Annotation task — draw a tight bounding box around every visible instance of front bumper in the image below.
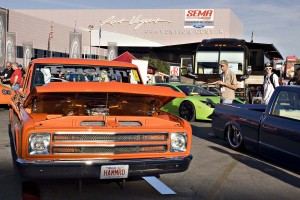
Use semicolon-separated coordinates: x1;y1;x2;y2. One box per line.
16;155;193;179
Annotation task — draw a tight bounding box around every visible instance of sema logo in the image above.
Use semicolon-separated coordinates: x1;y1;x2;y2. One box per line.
184;9;214;29
185;9;214;19
193;23;205;28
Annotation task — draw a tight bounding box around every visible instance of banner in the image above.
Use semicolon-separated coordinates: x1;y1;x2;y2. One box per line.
6;32;16;63
0;8;7;69
169;63;181;82
184;9;214;29
69;32;82;58
23;42;33;69
132;60;148;84
107;42;118;61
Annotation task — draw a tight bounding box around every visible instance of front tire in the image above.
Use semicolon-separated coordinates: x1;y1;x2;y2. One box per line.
226;124;243;150
179;101;196;122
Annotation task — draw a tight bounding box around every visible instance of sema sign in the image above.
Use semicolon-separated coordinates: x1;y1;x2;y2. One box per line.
184;9;214;29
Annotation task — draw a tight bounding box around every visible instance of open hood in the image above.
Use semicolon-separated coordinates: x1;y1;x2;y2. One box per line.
23;82;185;116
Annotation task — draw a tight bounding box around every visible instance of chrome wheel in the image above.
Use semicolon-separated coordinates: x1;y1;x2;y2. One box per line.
226;124;243;150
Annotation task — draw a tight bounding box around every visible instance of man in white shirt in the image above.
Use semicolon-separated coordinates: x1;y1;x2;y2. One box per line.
263;62;279;104
41;67;52;83
217;60;237;104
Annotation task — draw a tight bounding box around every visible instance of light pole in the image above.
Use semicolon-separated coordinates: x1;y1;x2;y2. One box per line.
88;25;94;59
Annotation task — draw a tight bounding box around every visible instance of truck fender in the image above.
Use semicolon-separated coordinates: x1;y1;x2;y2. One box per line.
9;108;13;124
14;123;21;157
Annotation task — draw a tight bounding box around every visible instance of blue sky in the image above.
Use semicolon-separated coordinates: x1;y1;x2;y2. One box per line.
1;0;299;59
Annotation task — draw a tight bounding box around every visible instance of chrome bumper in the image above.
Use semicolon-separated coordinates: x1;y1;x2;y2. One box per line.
16;155;193;179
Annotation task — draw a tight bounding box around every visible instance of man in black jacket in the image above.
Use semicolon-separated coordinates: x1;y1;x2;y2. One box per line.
0;61;13;87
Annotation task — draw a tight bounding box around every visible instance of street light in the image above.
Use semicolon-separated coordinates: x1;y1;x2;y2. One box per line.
88;25;94;59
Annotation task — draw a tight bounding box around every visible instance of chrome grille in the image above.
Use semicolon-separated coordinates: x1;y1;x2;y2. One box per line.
53;132;168;142
52;145;167;154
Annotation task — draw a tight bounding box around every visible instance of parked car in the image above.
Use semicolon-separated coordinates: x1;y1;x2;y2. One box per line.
0;58;193;180
153;83;243;121
0;84;12;105
212;86;300;168
198;84;221;96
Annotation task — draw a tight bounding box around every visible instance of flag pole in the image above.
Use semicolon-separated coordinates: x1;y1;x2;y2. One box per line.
98;27;101;59
50;21;53;58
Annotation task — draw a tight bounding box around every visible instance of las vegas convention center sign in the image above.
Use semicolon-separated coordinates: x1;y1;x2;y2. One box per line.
99;9;223;35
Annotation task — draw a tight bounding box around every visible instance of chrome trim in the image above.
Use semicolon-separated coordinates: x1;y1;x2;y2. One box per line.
52;144;168;154
54;132;168;135
52;132;169;142
16;156;191;164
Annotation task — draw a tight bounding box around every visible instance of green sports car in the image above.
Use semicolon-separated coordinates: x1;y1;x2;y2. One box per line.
153;83;244;121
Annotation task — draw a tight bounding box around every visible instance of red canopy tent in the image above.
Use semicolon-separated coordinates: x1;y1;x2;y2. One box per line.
113;51;157;74
113;51;137;63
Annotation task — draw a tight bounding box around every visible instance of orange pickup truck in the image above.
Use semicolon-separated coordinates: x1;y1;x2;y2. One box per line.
0;58;192;180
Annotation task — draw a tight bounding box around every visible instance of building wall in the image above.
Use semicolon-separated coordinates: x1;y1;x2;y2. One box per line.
9;9;243;62
229;10;244;39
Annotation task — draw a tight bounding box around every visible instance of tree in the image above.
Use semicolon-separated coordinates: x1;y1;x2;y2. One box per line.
140;56;170;74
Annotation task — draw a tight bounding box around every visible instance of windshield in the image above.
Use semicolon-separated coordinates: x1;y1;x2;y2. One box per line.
32;64;142;88
28;92;162;116
177;85;216;96
195;47;244;75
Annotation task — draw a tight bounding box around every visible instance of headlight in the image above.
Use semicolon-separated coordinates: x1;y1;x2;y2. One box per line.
170;132;187;152
28;133;50;155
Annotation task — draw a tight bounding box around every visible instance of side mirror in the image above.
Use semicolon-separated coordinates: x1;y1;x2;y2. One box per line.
246;65;252;75
240;75;249;80
246;66;252;75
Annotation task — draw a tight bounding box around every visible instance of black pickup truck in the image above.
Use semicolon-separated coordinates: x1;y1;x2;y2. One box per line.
212;86;300;168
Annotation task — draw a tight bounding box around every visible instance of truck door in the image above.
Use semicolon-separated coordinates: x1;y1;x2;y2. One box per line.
259;89;300;165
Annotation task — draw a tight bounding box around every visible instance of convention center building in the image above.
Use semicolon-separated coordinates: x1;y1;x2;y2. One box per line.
0;8;243;69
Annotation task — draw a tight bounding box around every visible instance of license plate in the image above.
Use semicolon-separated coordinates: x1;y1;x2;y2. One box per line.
100;165;129;179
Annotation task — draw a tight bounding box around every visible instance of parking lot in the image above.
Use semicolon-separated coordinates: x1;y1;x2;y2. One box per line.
0;108;299;200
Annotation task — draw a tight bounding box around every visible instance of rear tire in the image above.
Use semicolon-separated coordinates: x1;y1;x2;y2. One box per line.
226;124;244;150
179;101;196;122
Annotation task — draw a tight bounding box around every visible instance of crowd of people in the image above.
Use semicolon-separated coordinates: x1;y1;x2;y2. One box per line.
0;61;26;91
217;60;299;105
1;59;300;102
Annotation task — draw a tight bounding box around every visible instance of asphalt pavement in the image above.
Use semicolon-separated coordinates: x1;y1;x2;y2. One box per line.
0;109;299;200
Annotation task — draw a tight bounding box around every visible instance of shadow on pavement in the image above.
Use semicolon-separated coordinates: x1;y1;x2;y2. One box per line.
209;146;300;188
191;122;227;146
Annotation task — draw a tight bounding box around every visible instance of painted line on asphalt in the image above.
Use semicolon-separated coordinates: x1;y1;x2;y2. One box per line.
204;159;238;200
143;176;176;195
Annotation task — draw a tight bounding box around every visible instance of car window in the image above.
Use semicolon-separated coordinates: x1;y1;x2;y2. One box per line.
177;85;216;96
271;90;300;121
32;64;142;89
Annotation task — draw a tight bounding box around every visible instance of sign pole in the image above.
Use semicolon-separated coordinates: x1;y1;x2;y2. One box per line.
98;27;101;59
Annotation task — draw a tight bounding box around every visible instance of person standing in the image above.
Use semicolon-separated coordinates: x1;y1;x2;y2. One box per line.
41;67;52;83
10;62;23;91
263;62;279;104
0;61;13;88
217;60;237;104
288;67;300;85
18;64;26;77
